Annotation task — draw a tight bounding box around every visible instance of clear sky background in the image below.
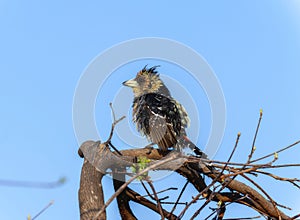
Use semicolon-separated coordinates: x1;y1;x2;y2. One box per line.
1;1;300;219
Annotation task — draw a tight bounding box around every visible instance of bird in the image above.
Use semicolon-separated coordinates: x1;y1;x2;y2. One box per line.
122;65;207;158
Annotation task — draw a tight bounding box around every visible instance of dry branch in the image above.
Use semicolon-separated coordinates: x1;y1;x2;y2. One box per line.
78;139;300;219
78;141;107;220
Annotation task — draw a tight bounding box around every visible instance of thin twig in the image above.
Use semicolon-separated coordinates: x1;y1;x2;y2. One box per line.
222;216;261;220
109;142;122;156
255;170;300;189
221;132;241;174
250;139;300;163
147;180;165;219
105;103;126;144
140;184;177;199
169;180;189;216
291;213;300;219
260;163;300;169
104;103;125;157
140;180;156;201
274;202;292;211
248;109;263;163
195;159;267;168
31;200;54;220
221;166;259;178
213;163;300;173
160;201;187;205
190;198;211;220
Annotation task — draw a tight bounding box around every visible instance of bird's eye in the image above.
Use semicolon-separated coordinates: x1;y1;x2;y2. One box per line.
137;77;145;84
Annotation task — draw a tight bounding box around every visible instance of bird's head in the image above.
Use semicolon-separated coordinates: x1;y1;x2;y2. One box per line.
123;65;170;97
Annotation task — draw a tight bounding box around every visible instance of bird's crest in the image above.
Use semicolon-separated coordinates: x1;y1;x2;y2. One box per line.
139;65;160;76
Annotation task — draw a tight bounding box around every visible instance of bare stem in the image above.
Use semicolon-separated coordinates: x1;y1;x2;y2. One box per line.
147;180;165;219
250;139;300;163
169;180;189;216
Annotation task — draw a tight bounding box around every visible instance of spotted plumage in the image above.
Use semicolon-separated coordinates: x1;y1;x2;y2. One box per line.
123;65;206;157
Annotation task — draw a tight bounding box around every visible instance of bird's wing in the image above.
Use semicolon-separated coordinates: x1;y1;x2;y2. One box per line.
146;110;177;151
133;93;183;150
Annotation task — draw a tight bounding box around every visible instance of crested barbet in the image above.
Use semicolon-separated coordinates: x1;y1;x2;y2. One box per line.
123;65;207;158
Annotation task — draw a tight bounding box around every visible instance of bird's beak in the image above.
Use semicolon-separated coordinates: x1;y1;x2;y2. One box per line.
122;79;138;88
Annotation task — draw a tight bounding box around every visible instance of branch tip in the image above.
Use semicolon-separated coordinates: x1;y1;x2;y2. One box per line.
260;108;263;116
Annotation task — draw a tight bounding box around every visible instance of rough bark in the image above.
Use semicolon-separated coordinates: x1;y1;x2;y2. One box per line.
78;159;106;220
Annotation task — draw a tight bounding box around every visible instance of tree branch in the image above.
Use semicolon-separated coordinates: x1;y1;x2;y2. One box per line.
78;138;299;219
79;149;106;220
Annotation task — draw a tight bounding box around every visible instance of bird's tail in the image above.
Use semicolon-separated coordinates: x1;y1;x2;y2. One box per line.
176;136;208;158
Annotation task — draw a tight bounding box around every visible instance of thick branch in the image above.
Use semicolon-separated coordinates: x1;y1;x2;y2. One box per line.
113;170;137;220
79;159;106;220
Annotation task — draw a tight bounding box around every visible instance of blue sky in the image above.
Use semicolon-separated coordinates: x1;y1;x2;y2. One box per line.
1;1;300;219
